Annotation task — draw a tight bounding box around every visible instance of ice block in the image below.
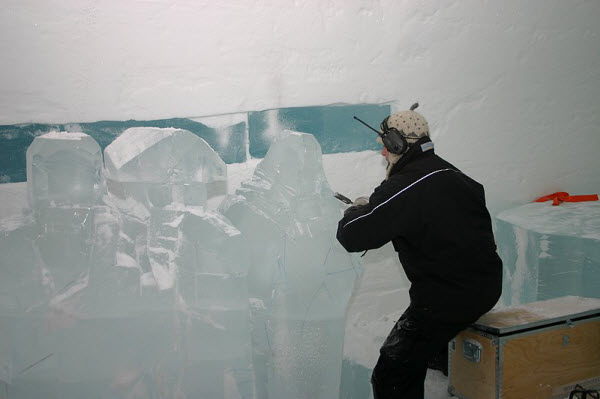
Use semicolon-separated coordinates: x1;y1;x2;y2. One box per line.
496;201;600;305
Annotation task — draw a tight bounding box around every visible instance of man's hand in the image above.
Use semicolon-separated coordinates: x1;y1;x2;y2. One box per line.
352;196;369;206
344;196;370;216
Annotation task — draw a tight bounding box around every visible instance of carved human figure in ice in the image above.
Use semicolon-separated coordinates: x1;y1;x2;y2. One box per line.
0;128;254;398
0;132;104;395
101;127;252;398
221;131;362;399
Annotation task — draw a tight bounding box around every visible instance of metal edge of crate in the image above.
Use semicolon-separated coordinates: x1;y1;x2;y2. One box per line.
492;314;600;341
472;308;600;336
497;335;504;399
448;338;459;398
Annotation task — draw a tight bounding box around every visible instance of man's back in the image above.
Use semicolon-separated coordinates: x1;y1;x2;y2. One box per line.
385;149;502;322
337;140;502;321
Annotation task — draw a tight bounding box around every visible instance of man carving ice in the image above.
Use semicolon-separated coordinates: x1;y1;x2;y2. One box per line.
336;103;503;398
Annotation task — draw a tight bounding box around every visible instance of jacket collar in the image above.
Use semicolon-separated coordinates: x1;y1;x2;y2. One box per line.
388;136;435;177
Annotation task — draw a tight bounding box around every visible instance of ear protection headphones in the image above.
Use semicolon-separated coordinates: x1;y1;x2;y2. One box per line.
353;102;420;156
379;116;409;155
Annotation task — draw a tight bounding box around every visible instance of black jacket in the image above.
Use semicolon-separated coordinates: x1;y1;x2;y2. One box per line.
337;137;502;322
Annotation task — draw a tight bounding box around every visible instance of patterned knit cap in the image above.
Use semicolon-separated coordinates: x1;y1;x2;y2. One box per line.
386;103;429;144
378;103;430;178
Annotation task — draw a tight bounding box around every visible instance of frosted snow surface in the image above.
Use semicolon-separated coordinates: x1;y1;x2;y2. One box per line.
220;131;363;399
496;201;600;306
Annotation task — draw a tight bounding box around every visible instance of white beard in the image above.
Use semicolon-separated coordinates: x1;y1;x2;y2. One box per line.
385;152;403;179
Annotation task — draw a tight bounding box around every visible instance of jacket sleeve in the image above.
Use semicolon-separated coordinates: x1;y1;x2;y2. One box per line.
336;175;417;253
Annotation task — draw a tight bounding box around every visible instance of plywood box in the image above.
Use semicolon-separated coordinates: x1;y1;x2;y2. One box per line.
448;296;600;399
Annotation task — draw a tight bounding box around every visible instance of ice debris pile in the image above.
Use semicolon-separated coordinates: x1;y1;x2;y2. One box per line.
496;201;600;306
0;128;362;398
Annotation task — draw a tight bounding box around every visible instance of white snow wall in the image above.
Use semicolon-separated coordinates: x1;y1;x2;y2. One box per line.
1;0;599;213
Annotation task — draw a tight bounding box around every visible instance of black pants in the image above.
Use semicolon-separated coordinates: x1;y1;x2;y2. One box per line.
371;307;469;399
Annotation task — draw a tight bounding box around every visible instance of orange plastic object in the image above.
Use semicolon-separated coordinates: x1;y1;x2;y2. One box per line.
535;192;599;206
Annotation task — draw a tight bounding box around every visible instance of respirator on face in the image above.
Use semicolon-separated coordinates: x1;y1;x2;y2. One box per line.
353;103;419;156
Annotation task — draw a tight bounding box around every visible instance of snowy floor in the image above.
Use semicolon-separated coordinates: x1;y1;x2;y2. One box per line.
0;151;453;398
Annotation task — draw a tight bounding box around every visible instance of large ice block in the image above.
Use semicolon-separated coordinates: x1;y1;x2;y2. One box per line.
496;201;600;306
220;130;362;399
26;131;103;210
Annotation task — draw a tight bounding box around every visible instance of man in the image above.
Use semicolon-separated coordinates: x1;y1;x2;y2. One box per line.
337;104;502;398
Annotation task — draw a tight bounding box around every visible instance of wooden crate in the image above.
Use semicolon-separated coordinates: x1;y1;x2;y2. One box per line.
448;296;600;399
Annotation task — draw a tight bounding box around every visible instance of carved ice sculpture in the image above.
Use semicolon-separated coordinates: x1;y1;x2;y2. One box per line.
220;131;362;399
1;128;362;399
1;129;253;398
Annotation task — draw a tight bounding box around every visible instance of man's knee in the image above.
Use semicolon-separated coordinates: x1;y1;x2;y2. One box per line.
371;369;385;399
371;354;425;398
371;355;397;398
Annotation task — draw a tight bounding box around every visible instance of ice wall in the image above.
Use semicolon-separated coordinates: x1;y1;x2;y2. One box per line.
2;1;599;215
0;103;390;185
496;201;600;305
248;104;390;158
